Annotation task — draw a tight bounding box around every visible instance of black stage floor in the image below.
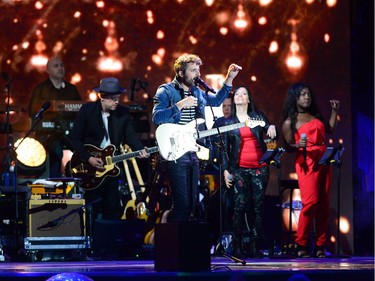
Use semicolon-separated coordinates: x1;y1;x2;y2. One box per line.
0;256;372;281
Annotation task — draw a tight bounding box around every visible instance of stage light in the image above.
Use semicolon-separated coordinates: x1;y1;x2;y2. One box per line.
232;3;251;32
46;273;93;281
15;137;46;168
282;188;302;233
339;216;350;234
269;41;279;53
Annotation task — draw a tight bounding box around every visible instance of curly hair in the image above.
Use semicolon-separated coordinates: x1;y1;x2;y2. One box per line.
282;83;325;134
173;54;202;76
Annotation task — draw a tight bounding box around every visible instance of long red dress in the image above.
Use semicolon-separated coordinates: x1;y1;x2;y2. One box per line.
294;118;332;247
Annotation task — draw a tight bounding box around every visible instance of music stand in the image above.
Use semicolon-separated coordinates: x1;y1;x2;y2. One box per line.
259;147;286;257
319;145;348;257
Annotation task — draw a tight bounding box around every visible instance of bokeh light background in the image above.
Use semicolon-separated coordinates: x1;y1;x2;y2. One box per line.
0;0;353;253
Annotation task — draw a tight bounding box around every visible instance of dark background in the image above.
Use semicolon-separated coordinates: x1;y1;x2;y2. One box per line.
0;0;372;255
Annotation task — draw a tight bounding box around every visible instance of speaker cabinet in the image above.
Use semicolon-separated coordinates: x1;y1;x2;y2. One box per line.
92;219;146;259
28;199;86;237
154;222;211;272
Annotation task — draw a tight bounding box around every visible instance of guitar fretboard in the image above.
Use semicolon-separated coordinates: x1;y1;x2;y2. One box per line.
197;122;246;139
112;146;159;164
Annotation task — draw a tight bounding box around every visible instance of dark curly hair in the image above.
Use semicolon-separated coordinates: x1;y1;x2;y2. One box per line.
282;83;325;134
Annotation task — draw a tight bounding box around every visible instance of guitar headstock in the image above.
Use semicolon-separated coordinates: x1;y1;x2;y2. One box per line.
245;118;266;128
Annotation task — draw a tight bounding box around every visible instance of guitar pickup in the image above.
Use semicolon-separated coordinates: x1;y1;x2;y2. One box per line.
71;164;88;174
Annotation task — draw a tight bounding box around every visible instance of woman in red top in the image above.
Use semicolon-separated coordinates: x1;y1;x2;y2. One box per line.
222;86;277;258
281;83;340;257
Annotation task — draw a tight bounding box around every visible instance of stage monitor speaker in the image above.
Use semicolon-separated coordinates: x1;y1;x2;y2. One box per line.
92;219;146;259
28;199;86;237
154;222;211;272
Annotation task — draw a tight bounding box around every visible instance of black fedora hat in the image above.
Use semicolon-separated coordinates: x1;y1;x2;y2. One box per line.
93;77;127;95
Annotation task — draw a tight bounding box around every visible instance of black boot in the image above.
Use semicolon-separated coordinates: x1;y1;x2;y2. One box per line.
294;243;311;258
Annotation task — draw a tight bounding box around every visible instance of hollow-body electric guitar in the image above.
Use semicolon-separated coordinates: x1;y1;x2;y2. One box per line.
155;118;265;161
70;144;158;190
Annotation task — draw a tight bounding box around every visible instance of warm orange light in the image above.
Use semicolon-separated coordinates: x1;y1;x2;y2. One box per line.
220;27;229;35
152;54;163;65
71;73;81;84
30;54;48;68
97;56;123;72
189;36;198;44
326;0;337;7
147;10;154;24
286;53;303;70
15;137;46;168
324;33;330;43
339;216;350;234
35;1;43;9
156;30;164;39
89;91;98;101
258;17;267;25
269;41;278;53
233;4;250;31
22;42;30;49
96;1;105;8
259;0;272;6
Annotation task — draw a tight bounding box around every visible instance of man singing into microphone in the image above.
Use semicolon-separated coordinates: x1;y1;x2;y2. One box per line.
152;53;242;223
29;56;81;178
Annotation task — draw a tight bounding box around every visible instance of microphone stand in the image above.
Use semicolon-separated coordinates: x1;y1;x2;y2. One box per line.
318;145;349;258
0;75;14;261
202;88;246;265
10;110;47;250
259;147;287;257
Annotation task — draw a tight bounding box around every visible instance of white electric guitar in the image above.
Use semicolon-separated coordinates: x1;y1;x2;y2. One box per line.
156;118;265;161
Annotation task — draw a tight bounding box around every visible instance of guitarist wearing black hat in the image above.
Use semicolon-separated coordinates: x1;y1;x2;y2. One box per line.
70;77;150;220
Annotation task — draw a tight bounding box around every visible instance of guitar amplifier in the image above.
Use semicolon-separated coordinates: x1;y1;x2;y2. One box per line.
28;199;86;237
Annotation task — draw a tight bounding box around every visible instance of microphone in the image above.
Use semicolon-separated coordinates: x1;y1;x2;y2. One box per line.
301;133;307;161
37;220;59;230
35;101;51;119
194;77;216;93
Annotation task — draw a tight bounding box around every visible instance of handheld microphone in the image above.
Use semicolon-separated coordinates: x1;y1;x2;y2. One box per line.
301;133;307;161
194;77;216;93
35;101;51;119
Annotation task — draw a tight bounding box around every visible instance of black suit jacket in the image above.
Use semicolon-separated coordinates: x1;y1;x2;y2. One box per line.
71;100;143;162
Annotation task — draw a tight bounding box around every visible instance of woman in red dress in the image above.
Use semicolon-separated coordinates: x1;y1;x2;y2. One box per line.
282;83;340;257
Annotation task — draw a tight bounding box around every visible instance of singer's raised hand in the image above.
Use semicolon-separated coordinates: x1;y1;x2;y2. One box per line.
224;63;243;85
330;99;340;111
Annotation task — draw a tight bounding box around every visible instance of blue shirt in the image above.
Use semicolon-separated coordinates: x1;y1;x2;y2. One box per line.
152;77;232;125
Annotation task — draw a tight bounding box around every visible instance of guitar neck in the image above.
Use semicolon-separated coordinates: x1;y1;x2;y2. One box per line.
198;122;246;139
112;146;159;164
